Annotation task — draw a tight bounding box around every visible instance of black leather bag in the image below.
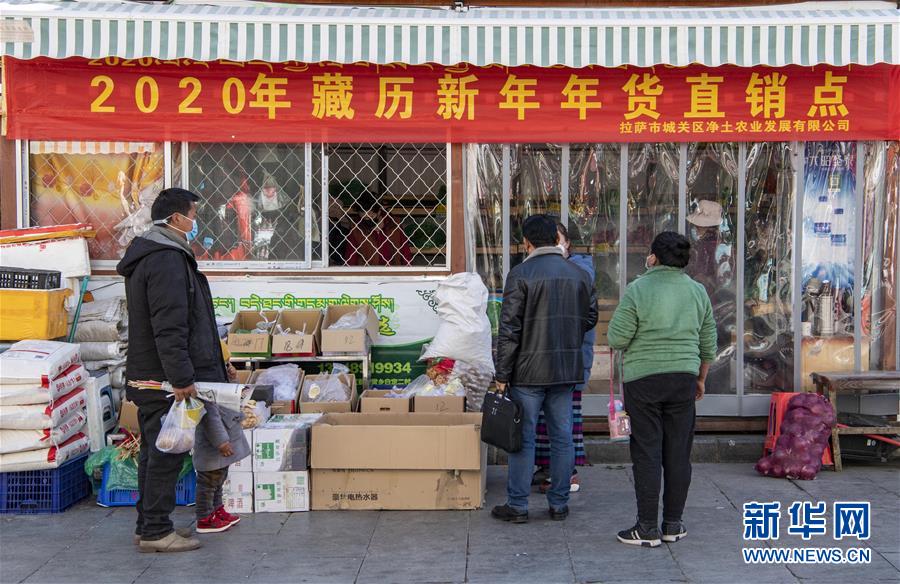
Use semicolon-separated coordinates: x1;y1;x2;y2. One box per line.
480;390;523;453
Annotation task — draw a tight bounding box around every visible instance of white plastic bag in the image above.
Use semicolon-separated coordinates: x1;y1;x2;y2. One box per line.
256;364;301;402
420;273;494;372
155;398;205;454
328;308;368;330
0;340;81;380
301;366;352;404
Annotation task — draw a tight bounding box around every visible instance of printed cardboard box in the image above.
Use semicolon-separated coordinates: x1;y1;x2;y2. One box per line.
254;471;310;512
310;413;485;510
230;429;255;471
320;305;380;355
272;310;323;357
359;390;410;414
227;311;278;356
252;414;321;472
223;471;254;514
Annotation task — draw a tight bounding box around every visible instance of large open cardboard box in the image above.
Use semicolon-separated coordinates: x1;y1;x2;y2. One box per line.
299;373;357;413
320;305;380;355
272;310;323;356
310;413;486;510
228;311;278;356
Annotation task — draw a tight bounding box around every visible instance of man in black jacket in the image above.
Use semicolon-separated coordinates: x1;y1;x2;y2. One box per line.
117;188;230;553
492;215;598;524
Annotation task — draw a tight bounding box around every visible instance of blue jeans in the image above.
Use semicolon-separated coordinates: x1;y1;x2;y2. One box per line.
506;385;575;512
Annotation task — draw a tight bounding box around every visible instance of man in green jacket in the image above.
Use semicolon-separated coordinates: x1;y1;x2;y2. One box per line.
607;231;717;548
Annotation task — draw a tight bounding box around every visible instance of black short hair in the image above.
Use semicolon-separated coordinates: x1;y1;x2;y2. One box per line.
151;188;200;222
523;215;559;248
651;231;691;268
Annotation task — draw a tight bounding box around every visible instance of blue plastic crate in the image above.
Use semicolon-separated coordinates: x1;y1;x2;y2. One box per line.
0;454;91;514
96;464;196;507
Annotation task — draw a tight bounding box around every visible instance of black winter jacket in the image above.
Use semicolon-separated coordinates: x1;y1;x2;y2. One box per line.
495;248;598;387
117;230;227;395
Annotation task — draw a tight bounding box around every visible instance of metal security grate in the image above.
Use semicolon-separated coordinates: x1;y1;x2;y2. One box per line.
28;143;165;260
186;143;315;266
326;143;448;268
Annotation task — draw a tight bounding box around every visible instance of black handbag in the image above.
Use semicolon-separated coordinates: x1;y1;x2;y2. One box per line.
480;390;523;453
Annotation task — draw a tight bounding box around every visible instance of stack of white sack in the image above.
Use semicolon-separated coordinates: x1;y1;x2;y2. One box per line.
0;341;90;472
71;296;128;393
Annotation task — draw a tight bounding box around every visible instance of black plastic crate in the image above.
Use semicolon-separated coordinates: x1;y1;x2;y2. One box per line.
0;267;62;290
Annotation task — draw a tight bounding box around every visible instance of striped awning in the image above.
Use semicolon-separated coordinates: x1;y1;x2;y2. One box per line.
1;0;898;68
28;141;159;155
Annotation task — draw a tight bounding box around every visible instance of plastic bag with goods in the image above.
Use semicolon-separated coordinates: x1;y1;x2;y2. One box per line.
420;273;494;373
256;364;301;402
155;398;206;454
328;307;368;330
301;365;352;403
84;441;194;492
754;392;837;480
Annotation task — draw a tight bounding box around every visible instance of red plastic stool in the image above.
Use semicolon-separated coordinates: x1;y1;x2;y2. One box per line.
763;392;834;466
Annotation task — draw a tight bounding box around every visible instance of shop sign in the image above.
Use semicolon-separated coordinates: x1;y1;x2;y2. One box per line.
4;57;898;143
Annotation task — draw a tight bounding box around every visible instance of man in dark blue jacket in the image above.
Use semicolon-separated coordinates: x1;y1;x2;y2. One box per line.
117;188;228;553
492;215;598;524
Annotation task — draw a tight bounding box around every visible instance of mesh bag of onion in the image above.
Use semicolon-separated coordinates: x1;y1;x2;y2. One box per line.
755;393;836;480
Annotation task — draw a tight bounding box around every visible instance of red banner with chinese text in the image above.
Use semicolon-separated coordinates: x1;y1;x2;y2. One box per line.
4;57;899;143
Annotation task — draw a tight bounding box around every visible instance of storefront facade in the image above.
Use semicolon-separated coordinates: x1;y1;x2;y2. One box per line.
2;1;898;416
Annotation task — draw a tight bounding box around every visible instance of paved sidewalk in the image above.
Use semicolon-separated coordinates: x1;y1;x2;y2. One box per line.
1;463;898;584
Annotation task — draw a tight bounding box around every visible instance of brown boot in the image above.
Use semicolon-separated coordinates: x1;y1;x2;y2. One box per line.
133;528;194;546
138;531;202;553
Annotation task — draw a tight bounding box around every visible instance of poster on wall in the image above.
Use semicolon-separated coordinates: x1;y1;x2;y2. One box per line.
801;141;857;292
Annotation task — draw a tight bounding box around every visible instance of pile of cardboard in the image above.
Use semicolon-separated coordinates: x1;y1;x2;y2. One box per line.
224;413;321;514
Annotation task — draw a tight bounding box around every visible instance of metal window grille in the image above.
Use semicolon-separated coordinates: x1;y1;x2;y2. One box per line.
325;143;448;268
27;142;165;261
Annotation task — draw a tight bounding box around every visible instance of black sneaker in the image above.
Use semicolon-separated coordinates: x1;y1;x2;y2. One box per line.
549;506;569;521
617;523;662;548
662;521;687;543
491;504;528;524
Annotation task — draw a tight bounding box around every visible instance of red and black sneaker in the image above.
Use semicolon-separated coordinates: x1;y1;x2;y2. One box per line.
196;512;233;534
215;506;241;528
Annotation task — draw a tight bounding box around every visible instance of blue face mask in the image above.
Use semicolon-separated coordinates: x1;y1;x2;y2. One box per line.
185;219;199;242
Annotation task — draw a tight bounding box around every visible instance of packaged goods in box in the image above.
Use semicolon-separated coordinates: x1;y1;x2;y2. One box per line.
223;471;254;514
0;433;89;472
0;236;91;279
299;372;357;414
254;365;302;404
320;305;379;355
0;364;87;406
254;471;309;512
0;453;90;514
227;311;278;356
0;410;87;454
0;388;87;430
412;395;466;413
359;390;410;414
272;310;323;356
230;429;254;471
0;288;72;340
310;413;486;510
253;414;321;472
0;340;80;380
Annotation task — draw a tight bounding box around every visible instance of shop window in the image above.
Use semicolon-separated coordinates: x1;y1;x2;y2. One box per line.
744;142;795;394
186;143;315;267
326;143;448;268
28;142;165;261
469;144;504;294
509;144;562;271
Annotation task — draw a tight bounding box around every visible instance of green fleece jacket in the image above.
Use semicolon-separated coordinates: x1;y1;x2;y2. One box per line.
607;266;717;383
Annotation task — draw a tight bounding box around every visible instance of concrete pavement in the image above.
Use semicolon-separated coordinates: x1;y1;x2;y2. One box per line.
1;463;898;584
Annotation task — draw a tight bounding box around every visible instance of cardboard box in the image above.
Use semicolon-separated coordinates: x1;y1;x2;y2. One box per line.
227;311;278;356
272;310;323;356
255;471;310;512
249;369;303;414
310;413;486;510
230;429;255;471
311;468;485;511
412;395;465;413
253;414;321;472
299;373;358;414
360;390;410;414
118;399;139;435
320;305;380;355
223;471;254;514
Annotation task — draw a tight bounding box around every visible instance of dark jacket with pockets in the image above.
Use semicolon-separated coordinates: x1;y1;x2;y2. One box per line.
495;247;599;387
117;229;228;405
